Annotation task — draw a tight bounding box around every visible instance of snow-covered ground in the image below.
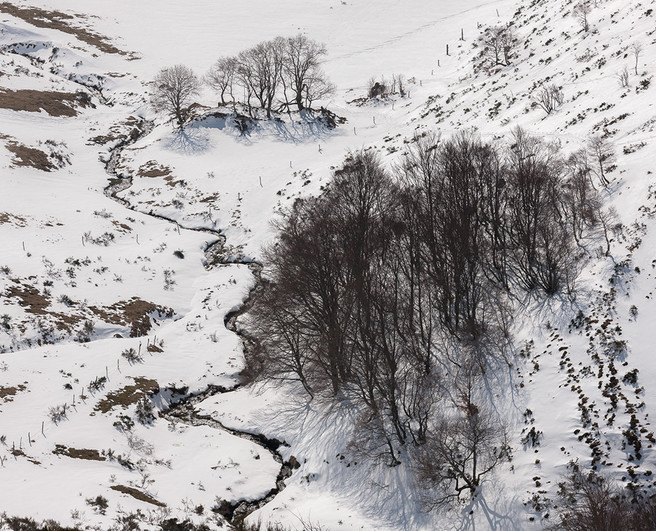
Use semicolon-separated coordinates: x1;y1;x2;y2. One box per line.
0;0;655;529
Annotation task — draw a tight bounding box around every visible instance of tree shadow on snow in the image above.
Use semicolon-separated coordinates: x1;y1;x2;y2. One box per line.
248;388;433;529
269;110;338;143
163;127;212;155
455;490;530;531
193;108;340;145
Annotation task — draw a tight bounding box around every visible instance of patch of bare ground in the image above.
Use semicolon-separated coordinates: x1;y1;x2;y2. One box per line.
134;160;183;187
111;220;132;233
0;88;92;117
110;485;166;507
199;193;220;205
3;285;172;345
88;116;145;145
5;141;55;171
95;377;159;414
0;3;134;57
0;383;26;401
89;297;174;337
137;160;172;178
6;284;51;314
8;447;40;464
0;212;27;227
52;444;104;461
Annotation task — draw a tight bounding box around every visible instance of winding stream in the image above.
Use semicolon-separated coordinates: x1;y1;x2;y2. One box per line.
101;117;291;526
102;119;228;268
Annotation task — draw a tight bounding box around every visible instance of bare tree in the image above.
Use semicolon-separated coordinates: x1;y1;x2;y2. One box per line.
587;135;616;187
302;71;336;110
506;127;576;295
563;152;601;244
236;38;285;118
631;42;643;75
246;282;316;398
476;25;518;71
534;83;564;114
616;66;630;88
573;2;592;32
281;34;334;111
151;65;201;129
414;407;510;509
205;56;238;105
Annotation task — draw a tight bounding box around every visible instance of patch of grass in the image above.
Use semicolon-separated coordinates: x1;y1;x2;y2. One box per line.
110;485;166;507
0;212;27;227
137;161;172;178
0;89;91;117
52;444;104;461
6;284;50;315
5;142;55;171
95;377;159;414
147;343;163;353
0;384;26;401
0;3;130;56
89;297;174;337
87;116;146;145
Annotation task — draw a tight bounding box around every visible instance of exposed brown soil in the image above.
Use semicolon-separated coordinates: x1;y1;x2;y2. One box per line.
4;284;172;344
5;141;55;171
0;3;130;56
110;485;166;507
6;284;51;314
111;220;132;233
0;212;27;227
88;116;144;146
137;161;172;178
0;384;27;401
199;193;220;204
94;377;159;414
164;175;184;188
0;88;92;117
52;444;104;461
89;297;174;337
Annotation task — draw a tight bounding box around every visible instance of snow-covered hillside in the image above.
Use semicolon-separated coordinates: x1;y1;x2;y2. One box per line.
0;0;655;529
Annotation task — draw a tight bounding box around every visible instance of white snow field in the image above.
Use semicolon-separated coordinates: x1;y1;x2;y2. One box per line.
0;0;655;529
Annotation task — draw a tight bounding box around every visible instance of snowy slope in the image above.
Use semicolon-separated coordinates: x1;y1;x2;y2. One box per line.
0;0;655;529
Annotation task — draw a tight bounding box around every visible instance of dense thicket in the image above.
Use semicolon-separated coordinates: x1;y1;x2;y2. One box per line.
247;129;606;503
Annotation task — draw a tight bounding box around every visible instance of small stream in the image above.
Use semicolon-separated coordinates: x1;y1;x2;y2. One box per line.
161;385;295;523
102;120;228;268
101;118;291;526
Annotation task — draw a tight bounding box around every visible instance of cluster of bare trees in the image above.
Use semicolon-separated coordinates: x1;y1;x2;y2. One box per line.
247;128;610;506
205;34;335;118
150;35;334;128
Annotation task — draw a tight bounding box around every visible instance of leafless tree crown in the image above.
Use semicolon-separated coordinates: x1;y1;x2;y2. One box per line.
151;64;201;128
